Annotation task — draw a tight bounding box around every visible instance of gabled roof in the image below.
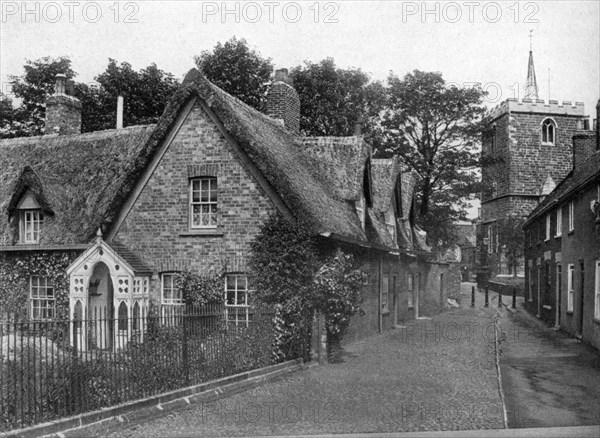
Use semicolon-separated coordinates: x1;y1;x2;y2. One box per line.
525;137;599;226
0;126;156;245
299;136;371;202
143;69;370;243
371;158;400;214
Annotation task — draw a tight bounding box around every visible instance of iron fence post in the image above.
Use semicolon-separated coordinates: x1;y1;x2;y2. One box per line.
512;286;517;309
471;285;475;307
484;285;489;307
498;290;503;307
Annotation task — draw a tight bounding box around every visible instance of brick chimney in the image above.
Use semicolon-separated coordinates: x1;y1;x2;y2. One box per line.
573;132;596;170
265;69;300;134
45;74;81;135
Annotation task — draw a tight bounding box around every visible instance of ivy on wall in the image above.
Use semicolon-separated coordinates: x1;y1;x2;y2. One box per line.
248;214;365;360
175;269;223;306
0;251;78;319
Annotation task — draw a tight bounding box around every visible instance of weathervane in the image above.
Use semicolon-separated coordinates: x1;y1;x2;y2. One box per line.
529;29;533;51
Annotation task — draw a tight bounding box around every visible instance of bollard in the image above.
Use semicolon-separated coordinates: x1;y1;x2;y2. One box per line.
471;285;475;307
498;290;503;307
512;286;517;309
484;286;489;307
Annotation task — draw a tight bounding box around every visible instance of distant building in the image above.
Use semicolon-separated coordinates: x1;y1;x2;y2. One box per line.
480;48;589;275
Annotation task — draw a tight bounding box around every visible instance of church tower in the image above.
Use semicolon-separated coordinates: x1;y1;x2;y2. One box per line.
479;43;588;275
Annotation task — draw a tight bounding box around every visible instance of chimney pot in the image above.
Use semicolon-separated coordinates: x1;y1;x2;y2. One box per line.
117;95;124;129
354;121;362;136
54;74;67;95
44;73;81;135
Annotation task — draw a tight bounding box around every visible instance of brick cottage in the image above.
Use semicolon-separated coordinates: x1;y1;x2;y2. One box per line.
0;69;453;350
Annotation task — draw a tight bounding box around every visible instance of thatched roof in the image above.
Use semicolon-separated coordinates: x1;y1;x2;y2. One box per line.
299;136;371;202
0;126;155;245
0;69;406;253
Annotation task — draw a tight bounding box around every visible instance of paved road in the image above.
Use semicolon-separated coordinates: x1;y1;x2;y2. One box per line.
497;303;600;428
90;283;504;436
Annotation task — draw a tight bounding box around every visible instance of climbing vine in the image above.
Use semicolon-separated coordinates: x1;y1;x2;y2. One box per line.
248;214;364;361
0;251;78;320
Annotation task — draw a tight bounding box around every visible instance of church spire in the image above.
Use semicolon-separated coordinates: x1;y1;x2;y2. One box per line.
524;30;539;100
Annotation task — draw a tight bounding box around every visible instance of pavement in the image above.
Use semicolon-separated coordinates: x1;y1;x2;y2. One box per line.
497;297;600;428
68;283;600;437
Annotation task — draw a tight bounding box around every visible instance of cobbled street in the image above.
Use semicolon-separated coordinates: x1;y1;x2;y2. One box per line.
87;283;506;437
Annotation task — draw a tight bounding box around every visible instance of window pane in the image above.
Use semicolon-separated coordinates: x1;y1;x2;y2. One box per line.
192;189;200;203
226;290;236;305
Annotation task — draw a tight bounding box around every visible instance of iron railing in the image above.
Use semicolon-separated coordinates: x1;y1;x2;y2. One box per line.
0;304;306;431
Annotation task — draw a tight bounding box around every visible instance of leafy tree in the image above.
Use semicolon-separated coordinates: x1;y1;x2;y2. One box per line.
0;94;36;138
379;70;486;249
290;58;386;143
4;57;179;136
195;37;273;110
497;214;526;278
7;56;76;136
91;59;180;129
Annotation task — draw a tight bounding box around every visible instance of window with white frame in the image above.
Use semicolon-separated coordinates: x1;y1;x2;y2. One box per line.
225;274;250;326
407;274;414;308
161;273;182;305
568;201;575;232
545;214;551;241
30;276;55;319
567;264;574;312
381;275;389;313
20;210;44;244
528;261;533;302
190;177;217;228
556;206;562;237
541;118;556;145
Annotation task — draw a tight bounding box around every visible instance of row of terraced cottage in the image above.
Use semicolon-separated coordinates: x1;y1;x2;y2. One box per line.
0;68;458;351
522;100;600;350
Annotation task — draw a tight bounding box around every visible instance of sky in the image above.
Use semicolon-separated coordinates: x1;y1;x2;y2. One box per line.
1;0;599;218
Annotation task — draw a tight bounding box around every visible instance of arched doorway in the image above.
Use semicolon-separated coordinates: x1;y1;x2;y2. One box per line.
88;261;114;350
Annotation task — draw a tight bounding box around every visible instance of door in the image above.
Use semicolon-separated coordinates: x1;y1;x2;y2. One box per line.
439;273;444;308
578;260;584;336
556;264;562;327
392;275;398;326
88;262;114;350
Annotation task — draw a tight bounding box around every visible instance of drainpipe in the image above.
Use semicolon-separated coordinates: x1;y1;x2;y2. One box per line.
379;255;383;334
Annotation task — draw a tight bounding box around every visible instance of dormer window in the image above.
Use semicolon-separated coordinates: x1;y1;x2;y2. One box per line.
16;192;44;244
21;210;44;244
541;118;556;145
